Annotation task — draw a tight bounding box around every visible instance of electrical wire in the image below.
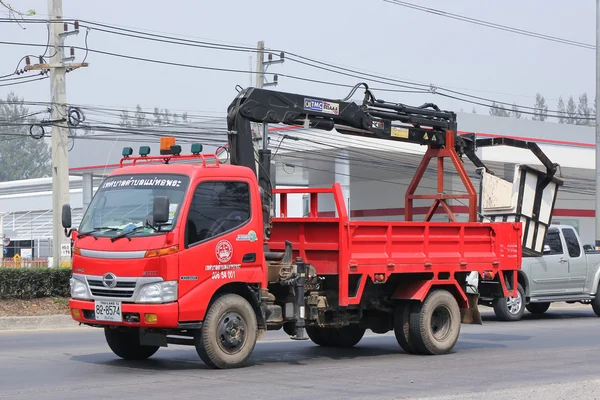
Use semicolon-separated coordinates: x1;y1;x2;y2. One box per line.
382;0;594;50
0;75;48;87
0;18;582;117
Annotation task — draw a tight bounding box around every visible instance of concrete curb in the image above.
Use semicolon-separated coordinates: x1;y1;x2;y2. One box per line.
0;314;83;331
0;302;593;331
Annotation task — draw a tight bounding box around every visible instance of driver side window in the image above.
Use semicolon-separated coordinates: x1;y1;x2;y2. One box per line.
185;180;251;247
544;231;563;255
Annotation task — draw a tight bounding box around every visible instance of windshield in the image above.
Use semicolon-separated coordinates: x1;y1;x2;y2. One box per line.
78;173;190;238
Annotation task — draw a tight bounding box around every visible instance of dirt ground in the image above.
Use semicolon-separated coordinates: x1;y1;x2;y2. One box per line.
0;297;70;317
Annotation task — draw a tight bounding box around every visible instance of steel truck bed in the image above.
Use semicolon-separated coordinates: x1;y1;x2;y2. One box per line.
268;184;521;307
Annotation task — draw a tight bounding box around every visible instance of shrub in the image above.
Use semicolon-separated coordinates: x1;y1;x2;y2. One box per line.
0;267;72;299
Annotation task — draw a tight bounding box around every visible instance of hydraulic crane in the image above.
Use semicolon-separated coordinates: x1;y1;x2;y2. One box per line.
226;82;562;256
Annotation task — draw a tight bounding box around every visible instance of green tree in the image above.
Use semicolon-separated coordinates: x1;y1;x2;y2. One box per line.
0;1;36;29
566;96;577;124
120;105;191;127
577;93;592;126
532;93;548;121
134;105;147;126
0;92;51;181
557;96;566;123
510;103;522;119
489;102;510;117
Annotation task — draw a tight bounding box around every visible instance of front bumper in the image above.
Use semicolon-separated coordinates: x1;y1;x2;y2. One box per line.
69;299;179;328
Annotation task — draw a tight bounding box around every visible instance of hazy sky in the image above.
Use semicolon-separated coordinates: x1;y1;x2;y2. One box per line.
1;0;596;120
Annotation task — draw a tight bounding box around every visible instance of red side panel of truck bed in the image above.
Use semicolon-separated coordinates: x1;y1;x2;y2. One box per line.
269;184;522;306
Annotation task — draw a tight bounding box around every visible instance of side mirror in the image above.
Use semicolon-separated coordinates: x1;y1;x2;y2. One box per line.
152;196;170;225
543;244;551;254
62;204;72;229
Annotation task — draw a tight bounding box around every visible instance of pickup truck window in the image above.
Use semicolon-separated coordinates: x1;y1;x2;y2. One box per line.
186;180;251;246
562;228;581;258
544;230;563;255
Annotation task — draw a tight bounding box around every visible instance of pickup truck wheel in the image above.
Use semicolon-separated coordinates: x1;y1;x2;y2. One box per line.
393;302;417;354
194;293;258;369
306;325;365;347
592;294;600;317
104;327;159;360
526;302;550;314
493;283;525;321
408;289;461;355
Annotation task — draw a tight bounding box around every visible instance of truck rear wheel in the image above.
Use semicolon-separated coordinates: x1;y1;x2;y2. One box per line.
393;302;417;354
194;293;258;369
306;325;365;348
408;289;461;355
104;327;159;360
493;283;525;321
526;302;550;314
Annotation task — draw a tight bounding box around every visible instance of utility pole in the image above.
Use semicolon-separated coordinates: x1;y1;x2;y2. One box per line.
49;0;70;267
253;40;265;169
254;41;285;151
26;1;87;266
254;41;284;221
596;0;600;249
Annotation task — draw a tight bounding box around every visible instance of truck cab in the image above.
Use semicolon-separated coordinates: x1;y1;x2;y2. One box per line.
66;146;271;364
482;224;600;321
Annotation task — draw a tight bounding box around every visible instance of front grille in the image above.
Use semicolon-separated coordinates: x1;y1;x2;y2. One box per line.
87;279;136;289
86;276;137;299
89;288;135;298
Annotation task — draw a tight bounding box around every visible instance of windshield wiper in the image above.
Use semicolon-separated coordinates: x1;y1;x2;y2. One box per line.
110;225;147;242
78;227;119;239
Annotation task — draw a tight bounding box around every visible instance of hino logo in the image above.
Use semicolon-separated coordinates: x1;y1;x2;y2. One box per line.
102;272;117;288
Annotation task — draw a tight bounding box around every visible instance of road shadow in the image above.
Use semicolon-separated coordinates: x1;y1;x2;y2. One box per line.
478;308;597;322
69;332;510;371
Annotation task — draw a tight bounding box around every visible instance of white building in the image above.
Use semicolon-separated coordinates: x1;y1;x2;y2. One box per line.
0;111;595;258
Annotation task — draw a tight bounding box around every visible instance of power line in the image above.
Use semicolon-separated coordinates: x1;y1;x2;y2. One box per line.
0;18;572;113
0;40;431;95
1;19;591;120
382;0;594;50
0;75;48;87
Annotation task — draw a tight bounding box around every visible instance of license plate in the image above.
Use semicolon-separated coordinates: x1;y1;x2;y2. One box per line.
94;300;122;322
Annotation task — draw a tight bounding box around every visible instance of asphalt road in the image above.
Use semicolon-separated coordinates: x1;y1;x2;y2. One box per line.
1;306;600;400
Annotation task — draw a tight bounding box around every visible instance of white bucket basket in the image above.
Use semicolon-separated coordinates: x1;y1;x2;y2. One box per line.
478;164;563;257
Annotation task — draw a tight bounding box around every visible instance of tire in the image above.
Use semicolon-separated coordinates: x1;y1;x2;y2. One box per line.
194;293;258;369
592;294;600;317
526;302;550;314
493;283;526;321
408;289;461;355
104;327;159;360
393;302;417;354
305;324;365;348
282;321;296;336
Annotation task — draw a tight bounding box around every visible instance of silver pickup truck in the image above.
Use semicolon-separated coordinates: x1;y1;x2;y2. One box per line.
480;224;600;321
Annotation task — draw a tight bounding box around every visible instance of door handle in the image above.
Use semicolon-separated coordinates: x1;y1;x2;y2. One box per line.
559;258;568;264
242;253;256;263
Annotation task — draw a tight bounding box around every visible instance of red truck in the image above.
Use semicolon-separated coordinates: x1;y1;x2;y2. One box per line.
62;83;562;369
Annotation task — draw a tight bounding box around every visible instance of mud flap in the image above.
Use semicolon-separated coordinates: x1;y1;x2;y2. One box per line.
460;292;482;325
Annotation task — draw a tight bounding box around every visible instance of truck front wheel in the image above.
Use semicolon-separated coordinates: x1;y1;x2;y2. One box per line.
104;327;159;360
493;283;525;321
408;289;461;355
306;325;365;348
194;293;258;369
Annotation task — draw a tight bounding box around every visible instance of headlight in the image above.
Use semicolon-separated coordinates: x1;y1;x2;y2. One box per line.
70;277;90;300
135;281;177;303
